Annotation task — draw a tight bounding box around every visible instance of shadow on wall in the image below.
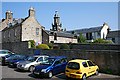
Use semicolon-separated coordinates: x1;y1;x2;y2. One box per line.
35;49;120;76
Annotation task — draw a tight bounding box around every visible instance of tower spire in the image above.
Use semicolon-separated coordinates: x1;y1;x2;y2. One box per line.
51;11;62;32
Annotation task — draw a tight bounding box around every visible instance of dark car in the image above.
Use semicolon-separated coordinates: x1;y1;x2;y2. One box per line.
2;53;15;65
7;54;29;67
33;56;67;78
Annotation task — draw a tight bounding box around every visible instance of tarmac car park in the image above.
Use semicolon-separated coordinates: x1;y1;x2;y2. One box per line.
1;52;120;80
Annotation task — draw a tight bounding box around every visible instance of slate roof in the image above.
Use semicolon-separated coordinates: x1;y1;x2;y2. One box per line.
45;30;75;38
67;26;103;34
2;17;28;31
107;30;120;38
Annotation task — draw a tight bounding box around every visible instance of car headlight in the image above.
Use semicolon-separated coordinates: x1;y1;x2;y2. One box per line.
21;64;26;67
16;62;19;64
41;69;47;73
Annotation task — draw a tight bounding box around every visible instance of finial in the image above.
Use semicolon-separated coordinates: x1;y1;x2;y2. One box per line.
55;10;59;17
29;6;35;10
55;10;58;14
103;22;108;26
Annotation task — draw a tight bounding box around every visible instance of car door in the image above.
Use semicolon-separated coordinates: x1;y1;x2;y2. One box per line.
82;62;90;76
87;60;96;75
35;57;43;66
52;60;61;74
60;58;67;72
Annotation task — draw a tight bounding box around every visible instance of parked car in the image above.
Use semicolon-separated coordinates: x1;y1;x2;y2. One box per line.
7;54;29;67
17;55;49;72
65;59;99;80
0;50;14;58
33;56;67;78
1;53;15;65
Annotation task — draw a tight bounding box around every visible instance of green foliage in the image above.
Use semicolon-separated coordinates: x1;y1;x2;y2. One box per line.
47;43;53;49
78;33;87;43
36;44;50;49
60;43;70;49
29;40;36;48
93;38;113;44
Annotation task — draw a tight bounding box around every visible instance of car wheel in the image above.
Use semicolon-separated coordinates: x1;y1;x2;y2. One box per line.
29;66;34;72
48;71;53;78
66;76;70;80
95;70;99;75
82;74;86;80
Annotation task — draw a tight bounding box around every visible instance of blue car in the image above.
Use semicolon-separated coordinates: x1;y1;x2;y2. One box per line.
7;54;29;67
33;56;67;78
2;53;15;65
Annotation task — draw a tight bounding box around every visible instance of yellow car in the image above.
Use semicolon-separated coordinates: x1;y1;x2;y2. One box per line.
65;59;99;80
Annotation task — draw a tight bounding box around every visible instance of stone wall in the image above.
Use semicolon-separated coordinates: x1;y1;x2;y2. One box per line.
55;43;120;50
1;41;30;54
35;49;120;75
1;42;120;75
2;24;21;43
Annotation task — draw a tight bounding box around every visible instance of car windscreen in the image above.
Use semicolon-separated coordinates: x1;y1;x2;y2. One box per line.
26;56;37;62
41;58;55;65
5;54;14;58
67;62;80;70
0;51;7;54
7;55;24;60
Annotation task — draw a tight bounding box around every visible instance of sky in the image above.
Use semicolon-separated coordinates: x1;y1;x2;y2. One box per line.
1;2;119;31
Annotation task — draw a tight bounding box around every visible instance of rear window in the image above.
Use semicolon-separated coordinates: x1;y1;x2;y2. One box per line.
67;62;80;70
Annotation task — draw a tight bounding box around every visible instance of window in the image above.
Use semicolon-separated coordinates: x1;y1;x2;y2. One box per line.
4;32;5;38
54;60;61;66
61;58;67;63
50;41;54;43
97;32;100;36
37;57;43;62
87;61;95;66
36;28;39;35
82;62;88;67
112;38;115;43
67;62;80;70
9;31;11;37
14;29;17;36
86;33;92;40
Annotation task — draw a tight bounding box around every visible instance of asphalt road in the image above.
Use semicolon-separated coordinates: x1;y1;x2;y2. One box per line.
1;65;120;80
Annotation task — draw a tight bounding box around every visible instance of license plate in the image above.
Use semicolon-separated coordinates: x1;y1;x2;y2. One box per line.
70;74;76;78
34;72;39;75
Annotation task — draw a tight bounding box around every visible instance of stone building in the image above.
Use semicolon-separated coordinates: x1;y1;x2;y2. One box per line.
0;10;13;31
67;23;110;42
0;8;77;44
42;11;77;44
1;7;42;44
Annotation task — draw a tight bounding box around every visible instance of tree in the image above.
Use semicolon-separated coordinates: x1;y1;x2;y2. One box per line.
47;43;53;49
93;38;113;44
28;40;36;48
78;33;87;43
60;43;70;49
36;44;50;49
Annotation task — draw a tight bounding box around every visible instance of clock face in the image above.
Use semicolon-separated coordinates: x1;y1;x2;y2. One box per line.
8;14;11;19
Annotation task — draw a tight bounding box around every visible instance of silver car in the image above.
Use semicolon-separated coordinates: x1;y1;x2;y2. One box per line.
0;50;14;58
17;55;49;72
